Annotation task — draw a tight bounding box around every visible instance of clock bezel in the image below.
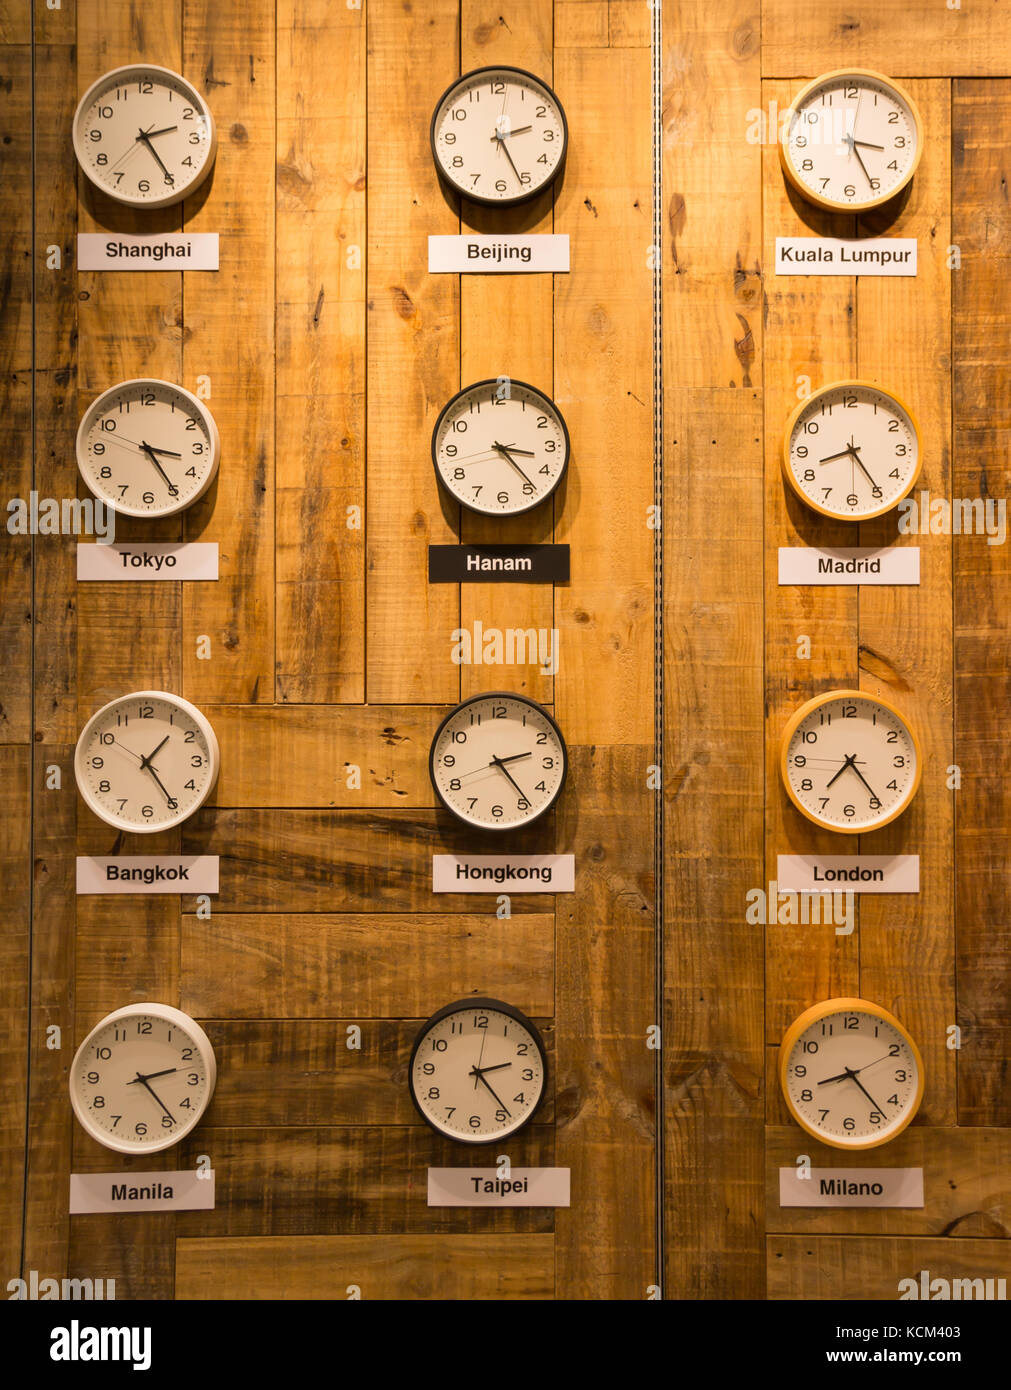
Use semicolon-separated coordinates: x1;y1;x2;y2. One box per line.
74;688;221;833
429;64;569;208
779;687;923;834
431;377;570;517
428;690;568;831
779;996;925;1151
72;62;217;210
778;67;924;214
69;1001;217;1155
408;995;548;1145
76;377;221;518
781;378;923;521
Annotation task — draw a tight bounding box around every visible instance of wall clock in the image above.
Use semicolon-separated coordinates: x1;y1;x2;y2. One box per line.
780;69;922;212
780;689;921;833
782;380;921;521
430;65;567;206
70;1003;216;1154
409;997;547;1143
430;692;567;830
75;690;220;832
432;378;569;516
780;997;924;1150
73;63;216;208
77;378;220;518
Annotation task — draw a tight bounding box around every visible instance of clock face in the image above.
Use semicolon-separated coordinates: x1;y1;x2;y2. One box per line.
429;693;567;830
70;1004;216;1154
781;69;922;212
430;65;567;206
77;379;220;517
409;998;547;1143
781;690;921;833
783;381;920;520
432;379;569;516
780;998;924;1150
73;64;216;208
75;690;220;833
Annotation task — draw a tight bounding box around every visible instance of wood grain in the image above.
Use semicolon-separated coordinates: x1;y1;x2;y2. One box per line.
768;1234;1011;1301
365;0;460;704
0;748;31;1285
182;0;276;705
762;1;1011;78
181;913;554;1019
952;79;1011;1128
275;0;365;704
663;0;766;1301
767;1125;1011;1237
177;1233;554;1299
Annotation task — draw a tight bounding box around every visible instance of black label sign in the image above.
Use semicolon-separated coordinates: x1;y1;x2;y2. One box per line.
428;544;569;584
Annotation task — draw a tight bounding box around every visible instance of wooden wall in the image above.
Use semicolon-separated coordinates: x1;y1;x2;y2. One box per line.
1;0;1008;1302
662;0;1011;1300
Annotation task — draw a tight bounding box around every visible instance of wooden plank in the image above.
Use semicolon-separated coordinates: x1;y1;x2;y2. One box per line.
550;33;655;1299
554;2;608;48
274;0;365;704
457;2;555;705
663;0;765;1301
181;808;556;914
0;0;28;44
34;0;74;45
201;1018;555;1127
23;747;77;1282
763;1;1011;78
767;1126;1011;1237
0;748;31;1286
953;79;1011;1127
32;39;78;747
207;703;446;808
609;1;651;47
768;1235;1011;1301
856;80;955;1126
177;1127;554;1236
181;0;275;705
365;0;460;704
0;43;33;745
177;1233;554;1299
182;913;554;1019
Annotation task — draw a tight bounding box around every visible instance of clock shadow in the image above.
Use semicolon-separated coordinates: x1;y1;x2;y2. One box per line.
782;173;913;235
78;157;216;233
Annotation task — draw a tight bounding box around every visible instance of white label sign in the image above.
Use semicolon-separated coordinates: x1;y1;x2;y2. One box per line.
779;546;920;586
780;1167;923;1208
777;854;919;894
428;234;570;274
77;542;219;582
70;1170;215;1214
76;856;219;895
77;233;219;271
432;853;574;893
428;1167;570;1207
775;236;917;276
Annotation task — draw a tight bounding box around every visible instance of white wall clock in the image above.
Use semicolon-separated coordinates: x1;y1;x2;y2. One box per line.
430;65;567;206
409;997;547;1144
780;69;922;213
77;378;220;518
780;689;921;833
70;1003;216;1154
780;997;924;1150
73;63;216;208
429;692;567;830
75;690;220;832
432;378;569;516
782;380;921;521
